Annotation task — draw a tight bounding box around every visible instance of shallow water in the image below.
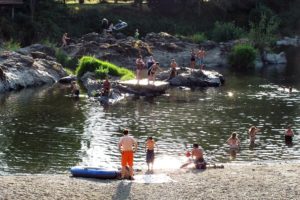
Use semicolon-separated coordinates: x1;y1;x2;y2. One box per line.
0;66;300;174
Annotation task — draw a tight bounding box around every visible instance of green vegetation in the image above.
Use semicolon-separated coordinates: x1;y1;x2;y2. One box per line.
228;44;257;71
2;40;21;51
55;49;78;70
1;0;297;46
76;56;135;80
211;22;245;42
187;33;207;44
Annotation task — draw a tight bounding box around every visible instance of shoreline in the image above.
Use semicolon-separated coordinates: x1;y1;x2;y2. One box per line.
1;162;300;200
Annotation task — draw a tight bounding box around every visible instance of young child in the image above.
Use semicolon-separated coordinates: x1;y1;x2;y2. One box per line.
226;132;240;149
284;125;294;143
181;144;206;169
145;136;158;171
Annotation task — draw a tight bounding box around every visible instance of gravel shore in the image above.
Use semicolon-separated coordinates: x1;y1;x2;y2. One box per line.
1;163;300;200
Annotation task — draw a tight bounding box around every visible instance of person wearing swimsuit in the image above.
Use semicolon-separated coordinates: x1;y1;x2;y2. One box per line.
284;125;294;143
148;62;162;84
226;132;240;149
190;49;196;71
145;136;158;172
135;55;145;84
248;126;261;145
168;59;178;80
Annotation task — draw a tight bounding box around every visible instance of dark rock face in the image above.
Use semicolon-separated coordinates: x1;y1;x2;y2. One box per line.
0;51;67;93
17;44;56;58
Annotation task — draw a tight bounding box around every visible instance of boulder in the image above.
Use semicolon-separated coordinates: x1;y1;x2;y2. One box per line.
276;36;300;47
17;44;56;58
265;52;287;64
0;51;67;93
59;75;77;84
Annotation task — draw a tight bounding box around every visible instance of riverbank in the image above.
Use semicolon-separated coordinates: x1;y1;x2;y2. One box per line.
1;163;299;200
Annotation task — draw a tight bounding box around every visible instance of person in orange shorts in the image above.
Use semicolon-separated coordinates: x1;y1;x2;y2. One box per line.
118;129;138;180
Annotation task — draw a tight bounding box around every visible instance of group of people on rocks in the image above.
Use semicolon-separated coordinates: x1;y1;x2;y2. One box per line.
135;55;179;84
118;124;296;180
190;47;206;71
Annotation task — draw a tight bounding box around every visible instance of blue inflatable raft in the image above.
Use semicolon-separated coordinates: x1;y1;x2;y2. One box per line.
70;166;120;179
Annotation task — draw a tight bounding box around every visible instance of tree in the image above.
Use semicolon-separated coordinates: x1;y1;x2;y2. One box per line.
249;13;279;64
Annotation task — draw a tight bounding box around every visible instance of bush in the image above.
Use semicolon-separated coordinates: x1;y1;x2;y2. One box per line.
187;33;207;44
3;40;21;51
211;21;244;42
228;44;256;71
55;48;78;70
76;56;135;80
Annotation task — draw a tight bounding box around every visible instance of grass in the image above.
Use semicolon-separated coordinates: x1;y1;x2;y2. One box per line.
76;56;135;80
187;33;207;44
3;40;21;51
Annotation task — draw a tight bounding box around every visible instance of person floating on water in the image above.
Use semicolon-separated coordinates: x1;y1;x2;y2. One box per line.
101;76;111;97
190;49;196;71
197;47;206;70
168;58;178;80
62;33;70;47
284;124;294;144
181;144;206;169
148;62;162;84
135;55;145;84
145;136;158;172
118;129;138;180
70;81;79;97
248;125;261;145
226;132;240;149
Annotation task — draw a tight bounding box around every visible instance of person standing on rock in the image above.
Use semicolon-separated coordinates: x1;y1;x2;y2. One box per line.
168;58;178;80
118;129;138;180
190;49;196;71
136;55;145;84
134;29;140;40
148;62;162;84
197;47;206;70
101;18;109;34
62;33;70;47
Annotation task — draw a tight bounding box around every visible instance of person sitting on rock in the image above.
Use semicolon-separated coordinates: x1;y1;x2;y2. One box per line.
101;77;111;97
70;81;80;97
107;23;114;34
148;62;162;84
168;58;178;80
190;49;196;71
101;18;109;34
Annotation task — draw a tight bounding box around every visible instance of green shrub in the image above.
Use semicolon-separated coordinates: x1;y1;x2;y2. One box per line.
228;44;256;71
211;22;244;42
55;48;78;70
187;33;207;44
3;40;21;51
76;56;135;80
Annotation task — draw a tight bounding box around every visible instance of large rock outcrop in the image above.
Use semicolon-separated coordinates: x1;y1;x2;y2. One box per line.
0;51;67;93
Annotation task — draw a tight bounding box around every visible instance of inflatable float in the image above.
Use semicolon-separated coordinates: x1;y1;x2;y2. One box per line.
70;166;120;179
113;21;128;31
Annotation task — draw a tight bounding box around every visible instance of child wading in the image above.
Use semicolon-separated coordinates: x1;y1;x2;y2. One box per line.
145;136;158;171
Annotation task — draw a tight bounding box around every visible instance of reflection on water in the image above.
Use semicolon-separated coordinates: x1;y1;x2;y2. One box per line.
0;66;300;174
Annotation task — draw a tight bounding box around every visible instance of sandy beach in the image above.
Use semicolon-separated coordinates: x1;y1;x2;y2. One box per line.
1;163;300;200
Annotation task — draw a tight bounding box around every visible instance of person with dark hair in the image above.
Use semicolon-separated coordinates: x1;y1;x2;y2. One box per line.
226;132;240;149
135;55;145;84
101;18;109;33
248;126;261;145
284;125;294;144
101;76;111;97
70;81;79;97
168;58;178;80
148;62;162;84
190;49;196;71
62;33;70;47
145;136;158;172
118;129;138;180
181;143;206;169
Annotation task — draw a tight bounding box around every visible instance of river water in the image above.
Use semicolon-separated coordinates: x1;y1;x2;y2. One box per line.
0;65;300;174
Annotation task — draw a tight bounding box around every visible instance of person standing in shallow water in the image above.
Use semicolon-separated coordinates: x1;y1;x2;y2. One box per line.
118;129;138;180
145;136;158;172
248;126;261;145
284;125;294;144
226;132;240;149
